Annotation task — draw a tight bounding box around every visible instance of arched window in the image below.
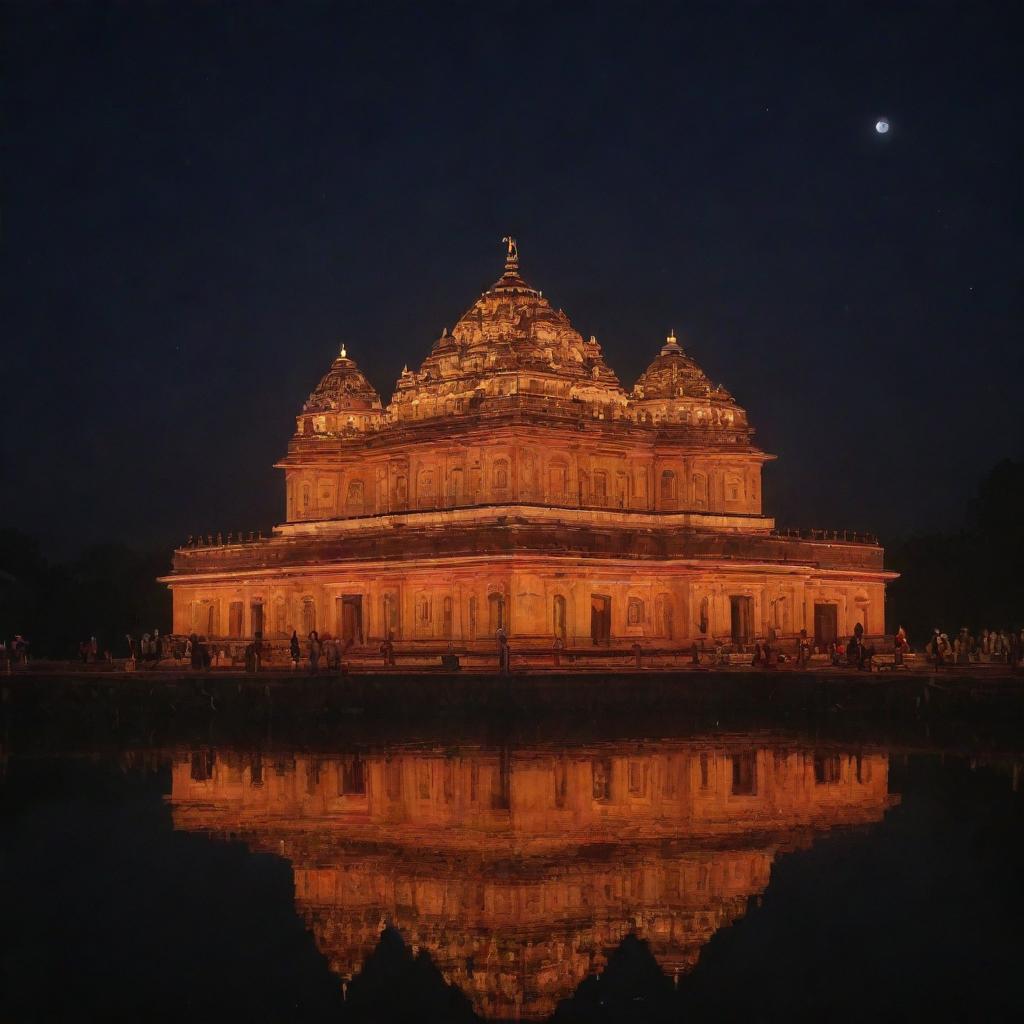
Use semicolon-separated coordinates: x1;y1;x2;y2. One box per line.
627;597;644;626
449;468;464;504
548;463;567;500
693;473;708;508
301;598;316;636
302;483;312;512
273;597;288;638
493;460;509;490
656;595;674;638
661;470;676;501
417;469;435;506
488;593;505;634
346;480;364;514
442;596;453;638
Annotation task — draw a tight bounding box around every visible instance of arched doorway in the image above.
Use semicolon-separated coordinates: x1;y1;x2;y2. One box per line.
590;595;611;645
553;594;567;641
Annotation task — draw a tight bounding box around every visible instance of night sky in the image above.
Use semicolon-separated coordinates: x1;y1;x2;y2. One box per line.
3;1;1022;558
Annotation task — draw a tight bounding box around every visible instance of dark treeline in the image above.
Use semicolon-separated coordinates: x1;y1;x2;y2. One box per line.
0;531;170;659
1;461;1020;661
885;459;1024;644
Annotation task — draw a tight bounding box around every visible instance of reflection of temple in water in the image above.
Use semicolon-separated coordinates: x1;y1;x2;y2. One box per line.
169;741;897;1020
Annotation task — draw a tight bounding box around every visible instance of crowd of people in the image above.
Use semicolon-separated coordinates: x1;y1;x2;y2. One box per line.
289;630;352;673
3;623;1024;673
0;635;30;669
924;627;1024;668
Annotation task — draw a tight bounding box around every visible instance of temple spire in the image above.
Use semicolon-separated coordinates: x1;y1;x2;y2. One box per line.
488;235;538;296
501;235;519;271
661;329;683;355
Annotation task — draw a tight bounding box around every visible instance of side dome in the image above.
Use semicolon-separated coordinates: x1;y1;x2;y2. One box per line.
298;346;384;436
303;345;383;414
630;331;749;432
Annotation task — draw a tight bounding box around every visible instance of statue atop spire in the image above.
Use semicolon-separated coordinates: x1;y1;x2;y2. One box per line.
502;235;519;268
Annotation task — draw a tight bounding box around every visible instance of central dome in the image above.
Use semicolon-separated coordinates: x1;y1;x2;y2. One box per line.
388;239;624;420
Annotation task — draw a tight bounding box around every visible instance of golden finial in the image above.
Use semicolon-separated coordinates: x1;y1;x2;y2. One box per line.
667;330;676;345
340;343;348;358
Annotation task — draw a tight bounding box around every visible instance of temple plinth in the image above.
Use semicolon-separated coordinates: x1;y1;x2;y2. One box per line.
162;241;894;649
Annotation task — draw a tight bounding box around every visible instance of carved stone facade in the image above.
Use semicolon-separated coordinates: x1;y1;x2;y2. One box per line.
163;243;894;647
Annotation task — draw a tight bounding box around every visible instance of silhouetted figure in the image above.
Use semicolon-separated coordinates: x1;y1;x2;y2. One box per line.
496;625;510;673
308;630;321;674
290;630;301;669
894;626;909;665
189;632;202;670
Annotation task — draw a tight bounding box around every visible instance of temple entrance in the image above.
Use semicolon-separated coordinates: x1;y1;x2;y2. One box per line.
336;595;363;645
590;595;611;645
814;603;838;647
250;602;264;639
488;593;505;635
729;596;753;644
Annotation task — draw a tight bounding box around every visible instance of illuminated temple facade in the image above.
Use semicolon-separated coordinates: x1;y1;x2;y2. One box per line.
169;740;897;1019
164;240;893;648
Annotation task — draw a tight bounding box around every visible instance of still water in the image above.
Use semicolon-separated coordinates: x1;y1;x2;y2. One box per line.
3;727;1023;1022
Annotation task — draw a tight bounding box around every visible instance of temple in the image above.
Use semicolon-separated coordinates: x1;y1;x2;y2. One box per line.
169;739;897;1019
163;239;894;651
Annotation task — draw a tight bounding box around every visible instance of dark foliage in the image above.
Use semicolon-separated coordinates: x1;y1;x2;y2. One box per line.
0;528;170;658
886;459;1024;642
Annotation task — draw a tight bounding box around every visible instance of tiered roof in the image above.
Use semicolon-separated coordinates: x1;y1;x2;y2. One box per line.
303;345;383;414
297;240;751;435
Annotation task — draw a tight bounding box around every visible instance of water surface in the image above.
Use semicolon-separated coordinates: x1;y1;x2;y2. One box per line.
3;726;1022;1021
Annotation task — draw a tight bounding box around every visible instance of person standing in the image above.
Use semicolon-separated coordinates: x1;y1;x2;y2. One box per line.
496;626;509;674
189;632;202;670
847;623;866;669
380;632;396;667
308;630;322;674
797;629;811;669
290;630;301;670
